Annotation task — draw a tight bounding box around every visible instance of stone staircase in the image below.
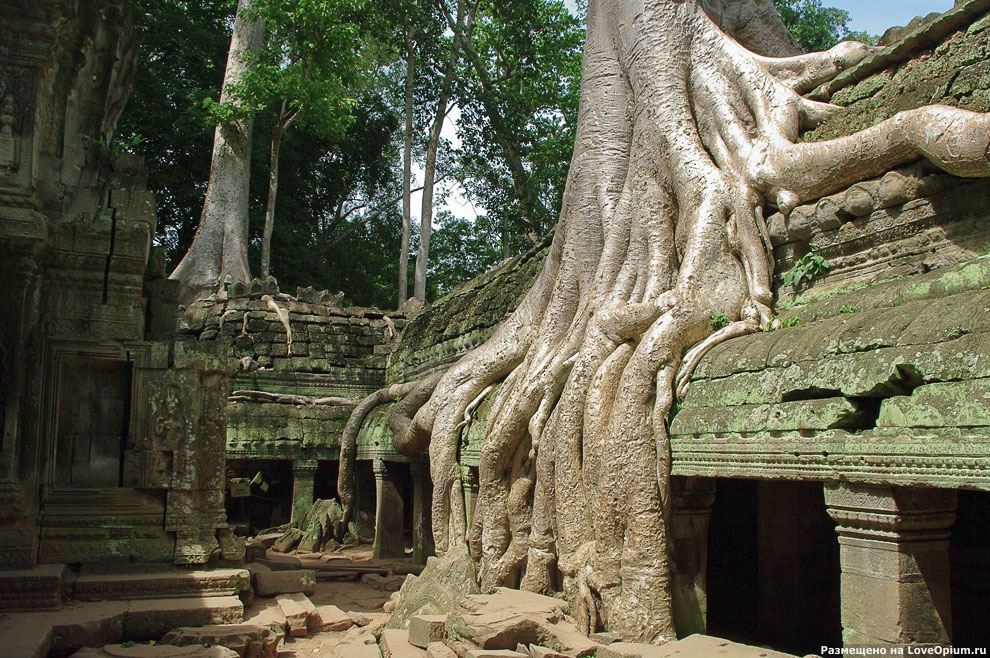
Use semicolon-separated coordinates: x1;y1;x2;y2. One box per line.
0;564;252;657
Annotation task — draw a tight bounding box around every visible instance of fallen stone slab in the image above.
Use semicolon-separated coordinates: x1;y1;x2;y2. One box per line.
528;646;569;658
381;628;428;657
465;650;528;658
71;645;239;657
331;634;382;658
243;605;287;644
124;596;244;640
253;569;316;596
160;624;279;658
48;601;127;651
313;604;355;632
408;615;447;648
75;568;250;601
449;588;595;656
275;592;316;637
426;643;458;658
0;610;54;658
272;528;304;552
255;555;303;571
253;533;281;549
244;544;267;562
599;644;668;658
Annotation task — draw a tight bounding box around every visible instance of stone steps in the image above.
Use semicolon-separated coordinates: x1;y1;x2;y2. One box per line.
74;567;251;602
0;563;70;611
0;595;245;657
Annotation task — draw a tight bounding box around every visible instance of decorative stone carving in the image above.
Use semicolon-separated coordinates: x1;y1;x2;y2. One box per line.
824;482;957;646
0;93;18;171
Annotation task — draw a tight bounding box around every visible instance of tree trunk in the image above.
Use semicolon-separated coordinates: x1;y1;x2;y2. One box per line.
413;0;471;302
398;36;416;308
347;0;990;644
260;116;287;280
169;0;263;305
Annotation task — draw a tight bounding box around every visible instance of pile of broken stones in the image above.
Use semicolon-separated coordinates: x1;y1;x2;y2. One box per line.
67;545;798;658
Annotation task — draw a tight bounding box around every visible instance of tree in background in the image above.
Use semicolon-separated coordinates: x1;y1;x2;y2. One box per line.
238;0;367;279
118;0;235;259
169;0;264;304
772;0;877;51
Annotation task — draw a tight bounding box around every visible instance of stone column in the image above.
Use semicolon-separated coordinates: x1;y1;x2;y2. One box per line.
411;459;434;565
669;476;716;637
290;460;318;524
461;465;479;530
824;483;957;646
373;459;405;559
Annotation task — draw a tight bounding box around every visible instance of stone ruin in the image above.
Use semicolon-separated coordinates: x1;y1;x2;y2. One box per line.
0;0;988;657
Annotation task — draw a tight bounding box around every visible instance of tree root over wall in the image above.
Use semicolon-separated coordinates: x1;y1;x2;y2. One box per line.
341;0;990;643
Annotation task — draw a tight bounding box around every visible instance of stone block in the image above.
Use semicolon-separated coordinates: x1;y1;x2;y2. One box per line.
49;603;128;653
0;563;68;611
243;604;287;643
465;650;528;658
313;604;355;632
408;615;447;648
426;644;458;658
275;592;316;637
160;624;279;658
75;568;250;601
599;643;669;658
381;628;428;657
124;596;244;640
529;646;569;658
253;569;316;596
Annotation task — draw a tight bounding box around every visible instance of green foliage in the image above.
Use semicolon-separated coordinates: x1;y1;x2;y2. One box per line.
840;304;856;313
118;0;236;257
221;0;369;140
781;315;804;328
709;313;730;330
427;212;503;298
453;0;585;256
781;246;829;290
772;0;876;52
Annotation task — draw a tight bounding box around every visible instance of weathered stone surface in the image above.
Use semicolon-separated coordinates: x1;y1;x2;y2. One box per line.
878;379;990;428
0;563;67;611
362;573;406;592
381;628;428;658
598;642;671;658
253;569;316;596
272;528;304;553
331;632;383;658
275;593;316;637
71;646;239;658
425;643;458;658
160;624;279;658
670;397;862;435
75;568;251;602
449;588;595;656
313;604;355;632
243;604;288;643
408;615;448;648
387;544;480;629
600;634;798;657
528;646;569;658
124;597;244;640
464;650;528;658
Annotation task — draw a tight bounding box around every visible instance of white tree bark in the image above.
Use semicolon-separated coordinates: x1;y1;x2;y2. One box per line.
170;0;263;305
348;0;990;644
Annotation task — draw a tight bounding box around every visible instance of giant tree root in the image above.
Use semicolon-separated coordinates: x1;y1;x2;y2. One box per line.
367;0;990;644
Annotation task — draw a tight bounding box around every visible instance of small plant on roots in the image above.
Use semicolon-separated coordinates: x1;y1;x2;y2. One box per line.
781;315;804;328
710;312;730;330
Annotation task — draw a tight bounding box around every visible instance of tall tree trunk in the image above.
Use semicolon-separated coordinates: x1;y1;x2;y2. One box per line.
260;113;288;279
398;36;416;308
170;0;263;305
413;0;472;302
349;0;990;645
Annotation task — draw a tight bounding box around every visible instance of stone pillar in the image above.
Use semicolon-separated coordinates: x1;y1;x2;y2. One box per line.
669;476;716;637
461;465;479;530
411;459;434;565
824;483;957;646
373;459;405;559
290;460;318;524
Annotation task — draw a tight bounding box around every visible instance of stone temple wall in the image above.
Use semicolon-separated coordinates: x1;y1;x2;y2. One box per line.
177;281;404;462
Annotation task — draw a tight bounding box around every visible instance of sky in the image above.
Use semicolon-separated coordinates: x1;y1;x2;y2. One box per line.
422;0;955;228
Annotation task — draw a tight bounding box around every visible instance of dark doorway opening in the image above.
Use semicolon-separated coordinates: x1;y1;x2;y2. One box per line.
707;479;841;655
951;489;990;648
225;458;293;534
